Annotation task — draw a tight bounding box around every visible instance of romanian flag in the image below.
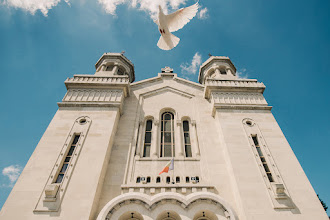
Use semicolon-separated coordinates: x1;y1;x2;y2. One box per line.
159;158;174;175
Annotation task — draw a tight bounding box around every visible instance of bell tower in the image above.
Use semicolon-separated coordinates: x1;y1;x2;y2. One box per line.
198;56;237;83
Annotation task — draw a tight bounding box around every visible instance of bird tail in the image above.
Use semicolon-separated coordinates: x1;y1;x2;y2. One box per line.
157;33;180;50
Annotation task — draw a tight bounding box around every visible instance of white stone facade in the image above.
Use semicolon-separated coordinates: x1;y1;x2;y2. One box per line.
0;53;328;220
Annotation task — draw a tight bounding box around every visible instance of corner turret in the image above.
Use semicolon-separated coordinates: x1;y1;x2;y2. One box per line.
95;52;135;83
198;56;237;84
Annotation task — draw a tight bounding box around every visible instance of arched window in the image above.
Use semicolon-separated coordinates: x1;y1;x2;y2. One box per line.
156;177;161;183
183;120;192;157
161;112;175;157
117;67;125;75
166;176;171;183
220;68;227;74
143;120;153;157
106;65;114;71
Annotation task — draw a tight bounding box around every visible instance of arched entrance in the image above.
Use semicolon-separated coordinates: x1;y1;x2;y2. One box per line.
97;192;238;220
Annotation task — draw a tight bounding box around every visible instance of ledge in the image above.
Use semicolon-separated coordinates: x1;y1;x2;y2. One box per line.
64;75;130;95
205;79;265;99
121;184;214;189
212;104;272;116
57;102;122;113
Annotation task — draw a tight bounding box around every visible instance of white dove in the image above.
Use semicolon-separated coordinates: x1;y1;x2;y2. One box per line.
155;2;199;50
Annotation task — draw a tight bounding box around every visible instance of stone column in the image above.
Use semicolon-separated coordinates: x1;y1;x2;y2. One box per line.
226;68;234;76
191;120;200;158
214;68;221;76
112;64;119;75
175;120;184;158
151;120;159;159
135;120;144;159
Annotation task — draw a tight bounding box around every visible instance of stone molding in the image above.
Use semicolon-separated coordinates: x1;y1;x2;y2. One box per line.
62;89;123;103
204;79;266;98
65;75;130;96
212;92;268;105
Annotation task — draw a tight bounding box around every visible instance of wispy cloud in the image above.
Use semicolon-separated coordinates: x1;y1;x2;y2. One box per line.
98;0;189;19
2;0;69;16
236;68;249;79
180;52;202;78
3;0;201;19
1;165;22;187
197;7;208;19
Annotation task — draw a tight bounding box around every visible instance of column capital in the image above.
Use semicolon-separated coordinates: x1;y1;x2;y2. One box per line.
176;120;182;126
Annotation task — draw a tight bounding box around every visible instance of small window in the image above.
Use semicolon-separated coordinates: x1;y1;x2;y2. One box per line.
136;177;141;183
186;177;190;183
55;134;80;183
252;135;274;182
220;69;227;75
147;177;151;183
117;68;125;75
79;118;87;124
183;121;192;157
176;177;180;183
143;120;153;157
106;65;114;71
196;176;200;183
156;177;161;183
166;176;171;183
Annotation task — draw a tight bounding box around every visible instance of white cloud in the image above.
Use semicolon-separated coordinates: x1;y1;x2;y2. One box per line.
236;68;249;79
98;0;188;19
2;165;22;187
180;52;202;76
198;7;208;19
2;0;69;16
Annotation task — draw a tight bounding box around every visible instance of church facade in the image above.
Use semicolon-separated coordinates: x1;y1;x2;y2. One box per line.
0;53;328;220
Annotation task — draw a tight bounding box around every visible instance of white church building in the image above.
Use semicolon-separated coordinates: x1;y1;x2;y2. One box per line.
0;53;328;220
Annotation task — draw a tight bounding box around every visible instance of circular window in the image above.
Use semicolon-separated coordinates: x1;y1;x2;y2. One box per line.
79;118;87;124
246;120;253;126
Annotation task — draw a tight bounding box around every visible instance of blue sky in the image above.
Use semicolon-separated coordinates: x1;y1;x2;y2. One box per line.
0;0;329;215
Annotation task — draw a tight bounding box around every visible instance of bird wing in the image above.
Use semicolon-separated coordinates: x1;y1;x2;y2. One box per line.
165;2;199;33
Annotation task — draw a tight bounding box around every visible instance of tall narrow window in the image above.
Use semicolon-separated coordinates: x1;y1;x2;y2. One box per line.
161;112;175;157
183;121;192;157
143;120;152;157
252;135;274;182
55;134;80;183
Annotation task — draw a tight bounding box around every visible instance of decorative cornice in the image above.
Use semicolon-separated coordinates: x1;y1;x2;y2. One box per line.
64;75;130;97
57;102;123;113
212;104;272;116
204;79;265;99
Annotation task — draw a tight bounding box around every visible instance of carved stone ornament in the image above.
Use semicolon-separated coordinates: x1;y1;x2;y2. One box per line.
161;66;173;73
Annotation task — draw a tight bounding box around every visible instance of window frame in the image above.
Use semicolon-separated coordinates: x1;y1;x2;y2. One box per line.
182;120;192;157
160;112;175;158
143;119;153;157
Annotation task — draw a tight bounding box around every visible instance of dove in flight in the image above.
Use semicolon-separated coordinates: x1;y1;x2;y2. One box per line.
155;2;199;50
